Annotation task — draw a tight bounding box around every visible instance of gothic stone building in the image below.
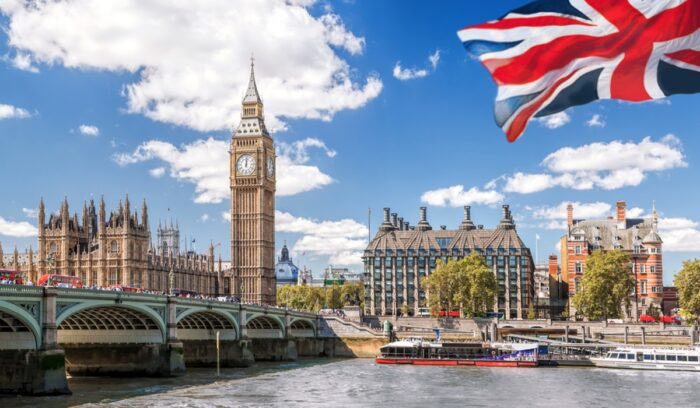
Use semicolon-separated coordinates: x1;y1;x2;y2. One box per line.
1;196;221;295
364;205;534;319
228;61;277;305
561;201;663;319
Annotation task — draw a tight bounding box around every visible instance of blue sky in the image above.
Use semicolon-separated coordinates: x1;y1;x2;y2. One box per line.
0;0;698;284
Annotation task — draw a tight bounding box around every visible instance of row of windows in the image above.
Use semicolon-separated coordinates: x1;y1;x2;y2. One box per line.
370;247;528;257
608;352;699;363
573;245;662;255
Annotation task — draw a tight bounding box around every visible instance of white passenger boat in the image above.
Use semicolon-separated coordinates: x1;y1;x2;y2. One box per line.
591;347;700;371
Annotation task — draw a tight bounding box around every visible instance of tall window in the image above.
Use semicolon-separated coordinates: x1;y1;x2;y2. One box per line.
575;261;583;274
650;265;656;274
574;278;581;293
110;241;119;254
640;280;647;294
575;245;581;255
49;242;57;255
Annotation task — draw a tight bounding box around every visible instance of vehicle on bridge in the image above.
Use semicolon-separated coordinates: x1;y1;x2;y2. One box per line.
0;269;23;285
172;288;198;297
37;274;82;288
107;285;142;293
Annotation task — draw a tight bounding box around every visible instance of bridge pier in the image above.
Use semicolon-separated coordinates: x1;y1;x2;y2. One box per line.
182;340;254;367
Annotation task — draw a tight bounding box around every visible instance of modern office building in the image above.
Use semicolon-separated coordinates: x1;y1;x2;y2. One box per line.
363;205;534;319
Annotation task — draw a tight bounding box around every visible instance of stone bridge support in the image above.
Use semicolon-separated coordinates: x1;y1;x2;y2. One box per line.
0;288;70;395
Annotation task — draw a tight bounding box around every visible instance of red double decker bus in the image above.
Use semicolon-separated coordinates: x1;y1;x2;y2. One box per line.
37;274;83;288
0;269;24;285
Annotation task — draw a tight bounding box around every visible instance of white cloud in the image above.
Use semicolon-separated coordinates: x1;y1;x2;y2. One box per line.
393;49;442;81
21;208;37;218
200;213;210;222
9;52;39;73
78;124;99;136
429;50;441;70
586;114;605;127
626;207;645;218
149;167;166;178
113;136;334;203
537;112;570;129
503;136;686;194
0;0;382;132
0;103;31;120
221;211;231;222
420;185;504;207
530;201;612;222
276;210;367;266
659;217;700;252
393;62;428;81
0;217;37;237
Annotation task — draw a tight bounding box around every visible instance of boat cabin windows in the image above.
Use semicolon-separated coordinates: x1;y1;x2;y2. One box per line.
677;355;688;362
689;356;699;362
643;354;653;361
626;354;635;360
666;355;677;362
656;355;666;361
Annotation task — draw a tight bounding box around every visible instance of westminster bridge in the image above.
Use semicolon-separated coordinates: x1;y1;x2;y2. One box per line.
0;285;353;395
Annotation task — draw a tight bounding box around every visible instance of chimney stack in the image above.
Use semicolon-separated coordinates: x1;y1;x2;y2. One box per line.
391;213;398;228
383;208;390;224
416;207;432;231
616;201;626;223
380;208;395;231
567;203;573;227
398;217;404;231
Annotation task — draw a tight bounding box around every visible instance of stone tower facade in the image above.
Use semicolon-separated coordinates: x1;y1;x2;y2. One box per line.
229;61;277;305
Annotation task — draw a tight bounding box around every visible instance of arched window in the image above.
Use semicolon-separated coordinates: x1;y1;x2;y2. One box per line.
49;242;57;255
110;241;119;254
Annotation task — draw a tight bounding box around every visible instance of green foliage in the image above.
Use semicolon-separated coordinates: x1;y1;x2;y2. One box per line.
571;249;634;320
527;302;536;320
674;259;700;318
422;253;498;318
276;281;364;312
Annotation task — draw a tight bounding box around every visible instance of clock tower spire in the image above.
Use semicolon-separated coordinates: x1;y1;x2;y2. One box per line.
230;60;277;305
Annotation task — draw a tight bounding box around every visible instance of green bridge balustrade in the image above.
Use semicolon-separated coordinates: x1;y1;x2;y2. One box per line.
0;285;322;395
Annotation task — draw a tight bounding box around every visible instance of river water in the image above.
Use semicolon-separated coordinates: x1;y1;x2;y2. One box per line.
5;358;700;407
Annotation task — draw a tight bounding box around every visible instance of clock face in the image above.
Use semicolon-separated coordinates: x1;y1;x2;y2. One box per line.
236;154;256;176
266;156;274;178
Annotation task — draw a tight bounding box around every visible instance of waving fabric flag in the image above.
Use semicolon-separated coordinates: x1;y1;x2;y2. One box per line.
458;0;700;142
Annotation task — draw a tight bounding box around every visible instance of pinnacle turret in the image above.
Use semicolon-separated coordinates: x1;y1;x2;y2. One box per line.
243;57;262;105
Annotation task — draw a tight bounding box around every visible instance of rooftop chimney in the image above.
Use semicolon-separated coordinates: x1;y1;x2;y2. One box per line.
391;213;398;228
380;207;395;231
497;204;515;230
616;201;626;223
459;205;476;231
416;207;432;231
567;203;573;227
398;217;404;231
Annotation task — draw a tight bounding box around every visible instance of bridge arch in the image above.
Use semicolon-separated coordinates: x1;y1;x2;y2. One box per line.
289;317;316;338
246;314;285;339
176;309;238;341
57;302;166;344
0;301;40;349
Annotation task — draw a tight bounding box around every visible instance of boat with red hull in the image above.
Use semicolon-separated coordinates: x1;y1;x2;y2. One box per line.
375;338;539;368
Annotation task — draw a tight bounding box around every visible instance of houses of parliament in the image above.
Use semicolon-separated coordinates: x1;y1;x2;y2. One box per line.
1;62;278;304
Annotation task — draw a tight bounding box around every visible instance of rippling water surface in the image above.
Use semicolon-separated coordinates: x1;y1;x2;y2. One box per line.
5;358;700;407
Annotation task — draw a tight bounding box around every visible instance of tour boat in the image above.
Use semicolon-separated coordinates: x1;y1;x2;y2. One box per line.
590;347;700;371
375;337;539;367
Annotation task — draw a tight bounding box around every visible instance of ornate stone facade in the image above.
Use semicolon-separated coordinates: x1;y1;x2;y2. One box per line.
2;196;221;295
229;61;277;305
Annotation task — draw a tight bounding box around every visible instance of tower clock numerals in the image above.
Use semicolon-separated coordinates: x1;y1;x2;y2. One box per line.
236;154;256;176
266;156;274;178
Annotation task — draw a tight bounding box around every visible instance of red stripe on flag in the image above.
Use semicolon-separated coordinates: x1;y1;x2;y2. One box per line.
468;16;595;30
667;49;700;67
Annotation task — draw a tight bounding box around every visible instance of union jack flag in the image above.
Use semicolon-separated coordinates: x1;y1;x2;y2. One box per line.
458;0;700;142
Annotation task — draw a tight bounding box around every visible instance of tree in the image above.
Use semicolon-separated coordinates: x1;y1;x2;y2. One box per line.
527;303;536;320
422;254;497;318
275;281;364;312
571;249;634;320
674;259;700;318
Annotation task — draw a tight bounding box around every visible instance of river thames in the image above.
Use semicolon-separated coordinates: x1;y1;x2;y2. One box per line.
5;358;700;407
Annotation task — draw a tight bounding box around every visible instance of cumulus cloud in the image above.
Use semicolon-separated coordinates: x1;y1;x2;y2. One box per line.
0;103;31;120
21;208;37;218
149;167;166;178
7;52;39;73
78;124;99;136
659;217;700;252
586;114;605;127
420;185;504;207
200;213;210;222
0;217;37;237
276;210;367;266
393;49;441;81
393;63;428;81
537;112;570;129
113;136;334;203
528;202;612;230
503;136;686;194
0;0;382;132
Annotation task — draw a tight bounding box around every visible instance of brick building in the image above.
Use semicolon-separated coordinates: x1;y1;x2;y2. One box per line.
363;205;534;319
561;201;663;319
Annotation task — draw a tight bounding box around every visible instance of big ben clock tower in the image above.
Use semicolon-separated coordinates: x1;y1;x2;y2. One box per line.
230;60;277;305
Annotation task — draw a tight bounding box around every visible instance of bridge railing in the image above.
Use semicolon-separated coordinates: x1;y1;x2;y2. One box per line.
0;284;44;296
